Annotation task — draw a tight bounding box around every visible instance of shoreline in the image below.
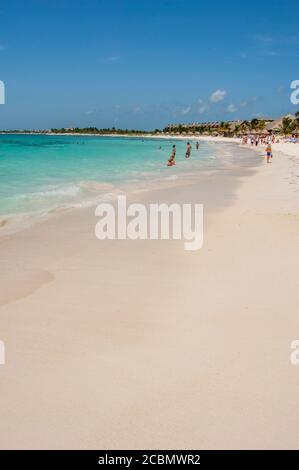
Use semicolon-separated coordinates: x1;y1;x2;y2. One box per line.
0;131;240;142
0;143;262;305
1;140;299;449
2;130;298;153
1;133;297;239
0;138;244;238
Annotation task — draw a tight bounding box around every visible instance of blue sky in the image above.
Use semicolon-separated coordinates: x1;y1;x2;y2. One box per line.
0;0;298;130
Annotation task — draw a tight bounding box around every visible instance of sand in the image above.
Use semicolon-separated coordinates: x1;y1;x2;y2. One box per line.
0;140;299;449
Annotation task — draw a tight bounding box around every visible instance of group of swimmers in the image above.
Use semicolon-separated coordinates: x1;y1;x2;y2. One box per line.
167;141;200;167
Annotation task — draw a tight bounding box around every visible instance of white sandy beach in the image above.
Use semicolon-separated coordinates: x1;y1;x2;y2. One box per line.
0;139;299;449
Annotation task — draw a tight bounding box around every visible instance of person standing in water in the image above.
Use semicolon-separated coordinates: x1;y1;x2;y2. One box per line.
196;141;199;150
185;142;192;159
167;144;176;166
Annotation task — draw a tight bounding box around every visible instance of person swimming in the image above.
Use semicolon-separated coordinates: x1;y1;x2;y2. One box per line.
167;144;176;166
185;142;192;158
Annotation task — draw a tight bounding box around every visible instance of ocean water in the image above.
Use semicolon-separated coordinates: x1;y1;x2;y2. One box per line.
0;134;222;221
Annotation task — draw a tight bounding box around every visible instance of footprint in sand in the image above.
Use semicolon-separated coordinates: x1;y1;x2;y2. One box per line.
0;219;8;228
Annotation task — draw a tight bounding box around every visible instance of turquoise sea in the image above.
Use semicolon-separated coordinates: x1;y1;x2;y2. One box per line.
0;134;222;220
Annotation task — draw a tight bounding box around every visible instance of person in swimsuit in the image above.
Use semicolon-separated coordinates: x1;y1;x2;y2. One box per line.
185;142;192;158
196;141;199;150
265;143;272;163
167;144;176;166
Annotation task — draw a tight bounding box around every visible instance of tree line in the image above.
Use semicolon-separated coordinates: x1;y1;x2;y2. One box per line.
163;113;299;136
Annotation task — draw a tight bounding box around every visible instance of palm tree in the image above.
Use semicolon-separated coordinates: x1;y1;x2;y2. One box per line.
234;124;242;134
280;117;296;135
239;120;250;134
218;121;230;134
219;121;225;132
257;120;266;132
250;118;259;131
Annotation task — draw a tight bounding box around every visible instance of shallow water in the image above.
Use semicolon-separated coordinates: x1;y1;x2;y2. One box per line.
0;134;222;219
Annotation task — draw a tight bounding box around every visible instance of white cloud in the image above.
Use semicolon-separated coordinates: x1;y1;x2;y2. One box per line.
227;104;237;113
198;105;209;114
210;89;226;103
181;105;191;115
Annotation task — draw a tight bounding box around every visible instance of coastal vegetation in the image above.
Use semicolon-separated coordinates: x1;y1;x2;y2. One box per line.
50;127;158;135
1;113;298;137
163;113;299;137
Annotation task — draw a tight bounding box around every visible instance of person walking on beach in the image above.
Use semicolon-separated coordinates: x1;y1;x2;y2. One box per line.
185;142;192;159
265;143;272;163
167;144;176;166
196;141;200;150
